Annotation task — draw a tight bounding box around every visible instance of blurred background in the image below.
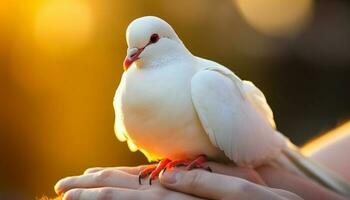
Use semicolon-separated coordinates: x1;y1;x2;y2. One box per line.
1;0;350;199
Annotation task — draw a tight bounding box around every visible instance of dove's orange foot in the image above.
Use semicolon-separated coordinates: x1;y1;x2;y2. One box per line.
138;158;171;185
138;155;211;185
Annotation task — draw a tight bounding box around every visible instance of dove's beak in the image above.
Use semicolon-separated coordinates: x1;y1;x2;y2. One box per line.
123;47;144;71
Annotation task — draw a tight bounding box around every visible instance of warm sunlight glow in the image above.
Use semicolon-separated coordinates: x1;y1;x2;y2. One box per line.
301;122;350;156
3;1;349;198
234;0;314;37
34;0;93;54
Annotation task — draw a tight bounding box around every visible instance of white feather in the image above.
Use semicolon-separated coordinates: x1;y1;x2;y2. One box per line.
191;67;286;167
114;16;350;197
113;74;128;142
242;81;276;128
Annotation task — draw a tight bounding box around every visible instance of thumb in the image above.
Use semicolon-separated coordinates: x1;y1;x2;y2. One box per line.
160;169;225;199
159;169;285;200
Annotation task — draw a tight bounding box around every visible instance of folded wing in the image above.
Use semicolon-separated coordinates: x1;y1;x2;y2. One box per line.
191;67;286;166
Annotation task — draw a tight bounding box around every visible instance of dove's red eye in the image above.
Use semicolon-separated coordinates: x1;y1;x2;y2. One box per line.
150;33;160;43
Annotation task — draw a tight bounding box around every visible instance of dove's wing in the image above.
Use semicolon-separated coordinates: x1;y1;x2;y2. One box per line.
191;67;286;166
113;74;139;152
241;80;276;128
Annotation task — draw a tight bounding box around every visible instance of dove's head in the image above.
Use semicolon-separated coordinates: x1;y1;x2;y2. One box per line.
123;16;187;70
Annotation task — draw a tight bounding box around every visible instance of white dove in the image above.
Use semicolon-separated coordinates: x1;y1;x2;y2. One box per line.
114;16;350;196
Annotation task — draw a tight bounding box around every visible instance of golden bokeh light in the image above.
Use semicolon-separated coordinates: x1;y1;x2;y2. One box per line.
34;0;93;55
234;0;314;37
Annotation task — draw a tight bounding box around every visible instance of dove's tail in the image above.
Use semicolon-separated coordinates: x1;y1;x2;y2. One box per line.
274;141;350;197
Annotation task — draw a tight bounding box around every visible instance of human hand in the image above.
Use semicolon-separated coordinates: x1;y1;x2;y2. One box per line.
159;163;347;200
159;167;302;200
55;163;302;200
55;165;203;200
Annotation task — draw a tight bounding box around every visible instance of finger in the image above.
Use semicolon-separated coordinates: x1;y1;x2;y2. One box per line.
161;190;206;200
111;165;151;175
84;165;151;175
62;187;149;200
160;169;287;200
63;187;204;200
269;188;303;200
84;167;104;174
55;169;140;195
204;162;266;185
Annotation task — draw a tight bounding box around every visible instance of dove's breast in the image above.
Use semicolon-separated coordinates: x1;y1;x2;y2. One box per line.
119;64;225;161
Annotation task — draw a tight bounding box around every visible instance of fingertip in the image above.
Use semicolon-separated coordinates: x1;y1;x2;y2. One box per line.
54;180;64;195
159;169;183;185
161;169;225;199
54;177;70;195
62;192;69;200
62;190;73;200
62;188;82;200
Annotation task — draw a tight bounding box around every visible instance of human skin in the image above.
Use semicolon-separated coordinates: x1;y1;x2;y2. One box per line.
55;163;303;200
301;121;350;181
55;122;350;200
257;121;350;200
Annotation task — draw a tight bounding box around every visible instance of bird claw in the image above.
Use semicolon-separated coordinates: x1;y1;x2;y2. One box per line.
138;165;156;185
206;166;212;172
138;159;171;185
138;155;210;185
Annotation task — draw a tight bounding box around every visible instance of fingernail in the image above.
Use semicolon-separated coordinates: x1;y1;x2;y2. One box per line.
161;170;182;184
